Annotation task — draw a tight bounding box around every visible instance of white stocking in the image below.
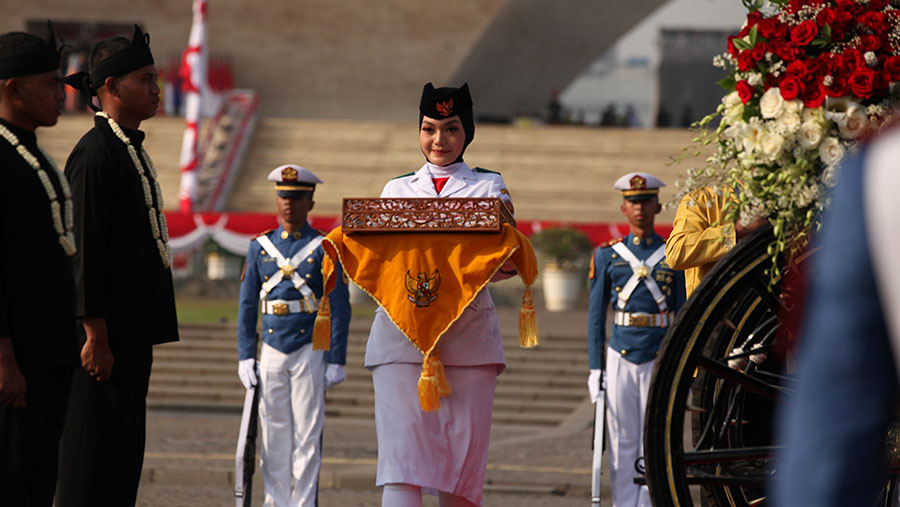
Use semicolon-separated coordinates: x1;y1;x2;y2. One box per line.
382;483;422;507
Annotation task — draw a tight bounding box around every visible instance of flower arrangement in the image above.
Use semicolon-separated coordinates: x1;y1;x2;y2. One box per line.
676;0;900;274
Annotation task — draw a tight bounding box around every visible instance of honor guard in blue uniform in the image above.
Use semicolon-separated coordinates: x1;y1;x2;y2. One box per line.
237;164;351;507
587;172;685;507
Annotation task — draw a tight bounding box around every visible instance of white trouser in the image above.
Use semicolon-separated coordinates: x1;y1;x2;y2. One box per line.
259;342;326;507
606;346;654;507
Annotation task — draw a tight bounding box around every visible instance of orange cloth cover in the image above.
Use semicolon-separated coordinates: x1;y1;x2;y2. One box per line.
315;224;539;411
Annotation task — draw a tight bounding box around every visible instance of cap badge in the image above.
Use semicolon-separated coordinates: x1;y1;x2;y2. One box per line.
436;99;454;117
281;167;299;182
629;175;647;190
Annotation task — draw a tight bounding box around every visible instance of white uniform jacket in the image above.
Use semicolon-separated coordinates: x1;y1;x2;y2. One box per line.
364;161;515;371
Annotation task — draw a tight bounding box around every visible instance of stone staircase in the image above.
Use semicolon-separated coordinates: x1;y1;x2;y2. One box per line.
148;307;590;428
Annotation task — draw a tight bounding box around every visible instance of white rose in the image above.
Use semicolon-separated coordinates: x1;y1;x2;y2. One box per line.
783;99;803;114
819;136;844;166
837;106;868;139
760;88;785;119
760;131;786;161
801;107;824;124
797;121;825;149
775;111;801;134
723;91;741;109
821;165;839;188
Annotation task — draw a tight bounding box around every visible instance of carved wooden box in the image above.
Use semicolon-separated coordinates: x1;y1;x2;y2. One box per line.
342;197;515;233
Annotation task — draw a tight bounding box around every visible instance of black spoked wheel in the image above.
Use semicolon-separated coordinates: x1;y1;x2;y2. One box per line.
644;226;806;507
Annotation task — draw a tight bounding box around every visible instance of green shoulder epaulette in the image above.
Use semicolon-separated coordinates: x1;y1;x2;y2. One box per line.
391;171;416;180
474;167;501;175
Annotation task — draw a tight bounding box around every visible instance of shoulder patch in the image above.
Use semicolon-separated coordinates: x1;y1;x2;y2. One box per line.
474;167;501;175
391;171;416;180
601;237;624;248
251;228;275;239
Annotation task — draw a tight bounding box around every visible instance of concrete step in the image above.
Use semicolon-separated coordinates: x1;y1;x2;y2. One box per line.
149;321;589;428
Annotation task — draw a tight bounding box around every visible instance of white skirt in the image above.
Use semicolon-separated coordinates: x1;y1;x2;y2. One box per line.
372;363;498;506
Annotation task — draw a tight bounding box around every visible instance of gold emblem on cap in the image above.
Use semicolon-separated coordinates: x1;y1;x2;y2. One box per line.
629;175;647;190
282;167;299;182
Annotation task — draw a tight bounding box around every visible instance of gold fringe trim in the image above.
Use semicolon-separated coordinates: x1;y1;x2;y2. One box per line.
519;285;539;348
417;350;451;411
312;295;331;351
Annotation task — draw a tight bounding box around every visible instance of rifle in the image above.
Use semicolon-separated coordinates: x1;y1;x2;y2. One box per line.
234;377;261;507
591;375;606;505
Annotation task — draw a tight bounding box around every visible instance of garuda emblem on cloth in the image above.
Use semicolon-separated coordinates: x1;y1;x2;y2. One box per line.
406;270;441;307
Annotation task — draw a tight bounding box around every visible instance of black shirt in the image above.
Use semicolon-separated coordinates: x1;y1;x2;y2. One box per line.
0;118;78;371
66;115;178;350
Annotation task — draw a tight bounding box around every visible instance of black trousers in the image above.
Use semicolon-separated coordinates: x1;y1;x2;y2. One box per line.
55;343;153;507
0;366;73;507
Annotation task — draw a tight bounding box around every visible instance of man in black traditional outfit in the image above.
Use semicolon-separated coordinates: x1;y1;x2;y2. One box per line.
56;25;178;507
0;23;78;506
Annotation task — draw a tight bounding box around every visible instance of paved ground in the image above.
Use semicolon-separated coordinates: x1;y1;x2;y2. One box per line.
137;403;604;506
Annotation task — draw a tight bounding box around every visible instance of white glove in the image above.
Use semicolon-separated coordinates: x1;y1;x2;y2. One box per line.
238;358;257;389
324;364;345;390
727;345;768;371
587;369;606;403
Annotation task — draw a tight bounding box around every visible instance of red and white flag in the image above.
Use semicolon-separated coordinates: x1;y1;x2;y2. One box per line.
177;0;208;213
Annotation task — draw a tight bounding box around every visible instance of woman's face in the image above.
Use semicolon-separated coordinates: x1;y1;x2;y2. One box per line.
419;115;465;166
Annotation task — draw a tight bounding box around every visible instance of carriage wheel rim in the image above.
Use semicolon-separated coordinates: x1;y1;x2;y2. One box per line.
663;251;770;505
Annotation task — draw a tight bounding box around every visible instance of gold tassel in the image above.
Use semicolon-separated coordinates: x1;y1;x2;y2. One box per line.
312;295;331;351
417;354;442;412
431;349;451;398
519;285;539;348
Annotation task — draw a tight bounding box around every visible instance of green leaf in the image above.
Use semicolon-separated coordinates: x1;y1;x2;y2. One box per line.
717;75;737;91
749;24;759;46
732;38;752;51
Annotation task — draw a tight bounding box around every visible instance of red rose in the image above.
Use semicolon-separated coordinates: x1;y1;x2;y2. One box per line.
764;72;778;91
758;18;776;38
861;12;888;34
786;60;810;81
751;42;767;62
738;51;755;72
826;75;849;97
816;8;836;27
769;41;800;62
859;34;882;51
791;20;819;46
870;0;888;9
727;36;738;57
736;80;754;104
850;68;876;99
802;83;826;108
780;75;802;100
831;26;845;42
884;55;900;81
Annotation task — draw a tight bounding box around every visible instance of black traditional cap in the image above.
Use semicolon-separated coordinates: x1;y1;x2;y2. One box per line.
63;24;154;104
268;164;323;197
0;21;61;79
419;82;476;162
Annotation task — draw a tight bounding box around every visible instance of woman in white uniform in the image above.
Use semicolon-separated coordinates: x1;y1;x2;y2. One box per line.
367;83;516;507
